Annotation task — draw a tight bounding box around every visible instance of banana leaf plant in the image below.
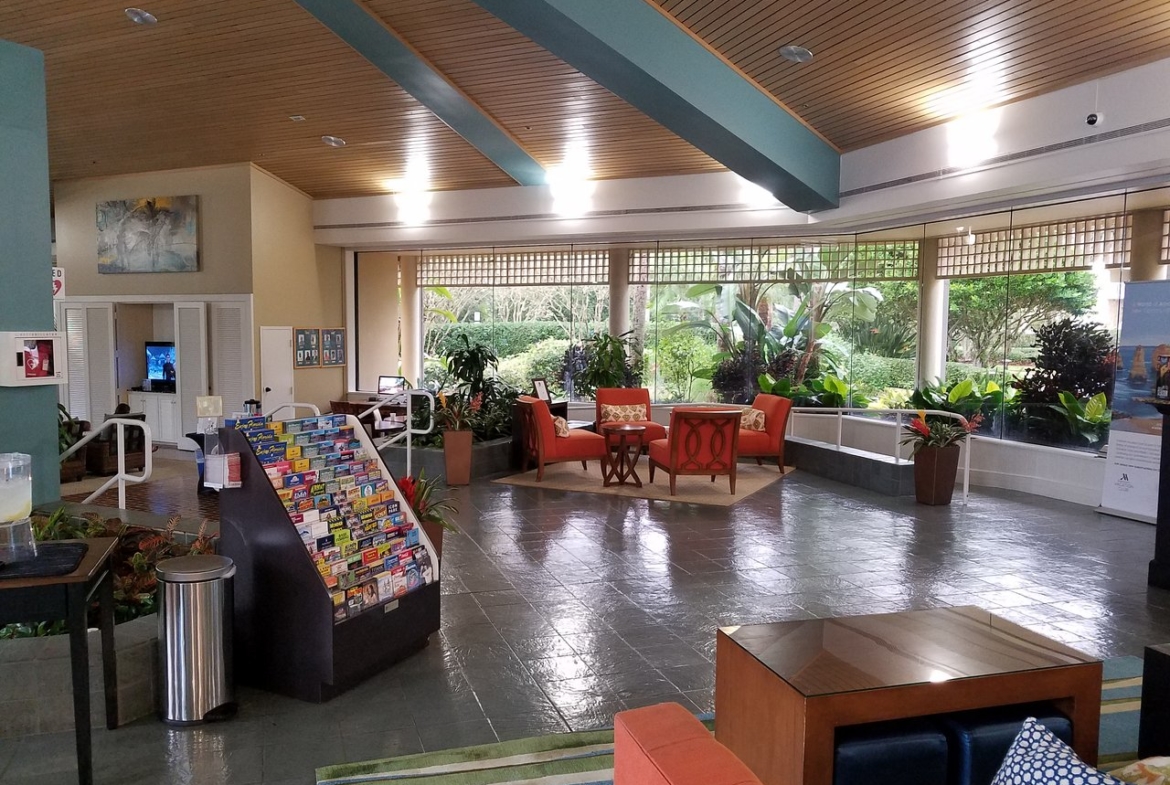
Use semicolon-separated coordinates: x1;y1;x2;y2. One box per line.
1049;391;1111;445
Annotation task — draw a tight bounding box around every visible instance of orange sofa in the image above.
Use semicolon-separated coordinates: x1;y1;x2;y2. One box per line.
595;387;668;444
614;702;762;785
518;396;607;480
737;393;793;470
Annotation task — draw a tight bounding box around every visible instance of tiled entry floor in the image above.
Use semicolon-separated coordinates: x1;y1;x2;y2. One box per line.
5;471;1170;784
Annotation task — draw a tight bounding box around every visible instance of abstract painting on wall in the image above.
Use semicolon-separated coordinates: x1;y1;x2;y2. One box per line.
96;195;199;273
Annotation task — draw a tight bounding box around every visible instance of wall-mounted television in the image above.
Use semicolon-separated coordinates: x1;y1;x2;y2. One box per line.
146;341;176;383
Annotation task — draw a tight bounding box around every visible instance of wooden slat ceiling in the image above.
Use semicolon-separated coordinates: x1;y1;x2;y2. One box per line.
3;0;1170;198
654;0;1170;151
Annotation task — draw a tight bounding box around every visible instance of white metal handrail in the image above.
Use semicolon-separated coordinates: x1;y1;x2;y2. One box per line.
60;417;154;509
374;390;436;477
788;406;973;502
266;402;322;419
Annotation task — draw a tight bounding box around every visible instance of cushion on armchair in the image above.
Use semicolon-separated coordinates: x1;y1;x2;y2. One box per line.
740;408;766;431
990;717;1124;785
601;403;648;423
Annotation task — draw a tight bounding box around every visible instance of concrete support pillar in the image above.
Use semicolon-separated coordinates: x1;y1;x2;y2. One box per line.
917;238;949;386
354;252;400;391
1130;209;1168;282
608;248;630;337
400;256;424;387
0;41;59;504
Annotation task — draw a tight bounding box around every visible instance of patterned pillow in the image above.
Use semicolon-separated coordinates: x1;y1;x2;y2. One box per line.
1110;757;1170;784
600;403;647;423
991;717;1125;785
552;416;570;437
740;408;766;431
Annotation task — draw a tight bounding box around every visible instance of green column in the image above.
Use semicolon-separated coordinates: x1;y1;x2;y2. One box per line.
0;40;60;504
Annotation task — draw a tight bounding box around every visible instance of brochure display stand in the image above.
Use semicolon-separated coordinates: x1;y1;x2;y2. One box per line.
218;414;440;702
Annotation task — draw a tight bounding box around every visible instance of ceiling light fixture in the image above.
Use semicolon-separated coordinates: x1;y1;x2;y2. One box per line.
779;45;813;64
321;135;347;148
289;115;306;122
124;7;158;25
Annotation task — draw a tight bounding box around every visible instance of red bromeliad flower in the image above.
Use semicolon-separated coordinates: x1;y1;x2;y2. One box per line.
470;392;484;413
397;475;417;509
910;417;931;437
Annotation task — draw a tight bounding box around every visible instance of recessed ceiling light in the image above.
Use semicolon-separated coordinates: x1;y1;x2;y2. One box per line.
321;135;347;148
289;115;306;122
124;7;158;25
779;45;813;64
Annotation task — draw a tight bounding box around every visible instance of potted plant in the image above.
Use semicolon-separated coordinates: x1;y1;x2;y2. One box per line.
436;390;481;485
396;470;457;560
900;411;981;505
58;404;88;483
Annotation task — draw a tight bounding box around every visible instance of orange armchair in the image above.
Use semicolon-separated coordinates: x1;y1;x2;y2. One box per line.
737;393;792;470
518;396;607;481
595;388;667;443
615;702;762;785
648;407;740;495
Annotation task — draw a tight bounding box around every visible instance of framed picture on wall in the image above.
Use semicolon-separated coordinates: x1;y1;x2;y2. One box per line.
321;328;346;367
294;328;321;368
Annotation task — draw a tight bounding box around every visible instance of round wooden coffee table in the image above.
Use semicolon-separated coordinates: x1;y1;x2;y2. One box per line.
600;423;646;488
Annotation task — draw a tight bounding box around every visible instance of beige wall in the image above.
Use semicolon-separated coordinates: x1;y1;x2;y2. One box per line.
54;164;253;296
250;168;346;413
114;303;153;402
355;252;400;391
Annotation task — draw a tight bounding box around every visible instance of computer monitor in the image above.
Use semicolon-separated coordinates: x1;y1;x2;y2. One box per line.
377;375;407;396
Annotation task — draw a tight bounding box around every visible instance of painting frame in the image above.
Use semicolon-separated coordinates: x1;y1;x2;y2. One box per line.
321;328;346;367
294;328;321;368
97;195;200;274
532;378;551;402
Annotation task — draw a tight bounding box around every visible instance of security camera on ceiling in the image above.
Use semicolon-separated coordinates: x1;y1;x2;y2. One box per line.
1086;112;1104;127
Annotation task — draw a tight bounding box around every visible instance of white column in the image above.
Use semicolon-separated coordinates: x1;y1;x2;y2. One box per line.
917;239;948;386
1130;209;1168;282
608;248;630;337
400;255;424;386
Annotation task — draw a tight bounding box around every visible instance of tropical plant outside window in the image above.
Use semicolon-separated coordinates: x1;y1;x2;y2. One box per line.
407;189;1168;455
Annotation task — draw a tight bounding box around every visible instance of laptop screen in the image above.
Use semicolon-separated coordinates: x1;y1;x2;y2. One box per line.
377;375;406;395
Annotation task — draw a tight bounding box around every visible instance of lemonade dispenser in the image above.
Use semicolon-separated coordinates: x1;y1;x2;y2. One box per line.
0;453;37;563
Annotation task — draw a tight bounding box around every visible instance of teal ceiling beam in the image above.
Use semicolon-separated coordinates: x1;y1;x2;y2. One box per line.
294;0;546;186
471;0;840;212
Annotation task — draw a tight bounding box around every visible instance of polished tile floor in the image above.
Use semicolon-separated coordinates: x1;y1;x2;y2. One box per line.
6;471;1170;784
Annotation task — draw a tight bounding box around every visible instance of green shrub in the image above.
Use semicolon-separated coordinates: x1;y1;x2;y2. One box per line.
847;354;917;393
430;322;568;358
496;338;570;395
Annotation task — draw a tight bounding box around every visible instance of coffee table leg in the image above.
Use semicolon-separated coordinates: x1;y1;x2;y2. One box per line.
67;583;94;785
99;571;119;730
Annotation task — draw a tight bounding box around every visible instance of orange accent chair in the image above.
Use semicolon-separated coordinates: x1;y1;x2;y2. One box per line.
518;396;607;481
737;393;792;471
614;702;762;785
648;407;740;495
594;388;667;444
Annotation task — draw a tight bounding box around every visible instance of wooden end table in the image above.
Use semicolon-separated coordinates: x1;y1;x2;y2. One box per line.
715;606;1101;785
0;537;120;785
601;423;646;487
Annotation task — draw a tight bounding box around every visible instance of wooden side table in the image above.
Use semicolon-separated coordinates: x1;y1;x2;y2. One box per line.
0;537;120;785
602;423;646;487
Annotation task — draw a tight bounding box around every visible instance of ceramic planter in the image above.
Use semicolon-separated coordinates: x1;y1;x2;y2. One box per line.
913;444;961;505
442;429;473;486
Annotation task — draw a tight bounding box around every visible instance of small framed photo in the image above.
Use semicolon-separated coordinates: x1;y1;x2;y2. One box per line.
532;378;550;401
321;328;346;367
294;328;321;368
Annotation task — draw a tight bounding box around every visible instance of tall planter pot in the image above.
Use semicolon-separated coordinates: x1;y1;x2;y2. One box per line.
420;521;444;561
443;429;473;486
913;444;962;505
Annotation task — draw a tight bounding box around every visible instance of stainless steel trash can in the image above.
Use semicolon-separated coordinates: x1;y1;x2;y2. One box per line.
157;554;237;725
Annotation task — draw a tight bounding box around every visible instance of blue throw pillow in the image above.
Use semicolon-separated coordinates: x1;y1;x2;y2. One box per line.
991;717;1125;785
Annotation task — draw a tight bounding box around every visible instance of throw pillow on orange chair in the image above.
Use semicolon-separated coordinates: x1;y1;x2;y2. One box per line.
740;408;766;431
600;403;648;423
552;416;570;437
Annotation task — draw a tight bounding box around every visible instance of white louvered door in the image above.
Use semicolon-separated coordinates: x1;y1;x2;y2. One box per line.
174;302;208;451
60;303;115;423
209;301;254;416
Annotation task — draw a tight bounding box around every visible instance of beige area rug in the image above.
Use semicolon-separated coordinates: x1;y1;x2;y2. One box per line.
494;457;793;506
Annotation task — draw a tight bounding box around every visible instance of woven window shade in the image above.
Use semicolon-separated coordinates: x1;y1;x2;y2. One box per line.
419;248;609;287
629;240;919;284
937;214;1131;279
